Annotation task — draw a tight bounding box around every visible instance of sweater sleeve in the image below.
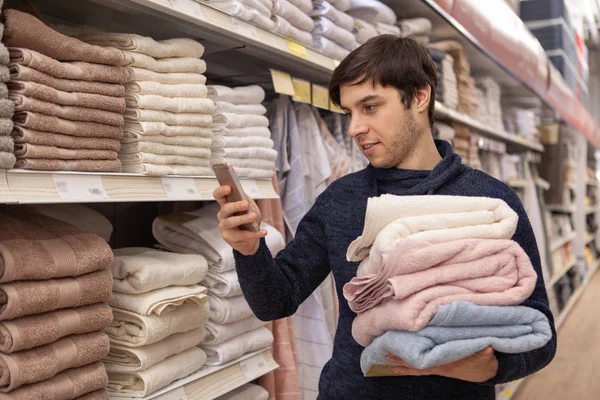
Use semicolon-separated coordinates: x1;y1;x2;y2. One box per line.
487;188;557;384
233;189;333;321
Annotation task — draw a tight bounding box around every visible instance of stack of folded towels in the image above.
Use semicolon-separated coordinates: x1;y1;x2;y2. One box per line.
198;0;276;31
346;0;399;36
433;122;455;143
352;16;379;45
4;10;128;172
310;0;357;59
342;195;552;376
426;47;459;111
0;206;114;399
0;20;14;170
272;0;314;46
208;85;277;179
476;77;504;132
152;203;284;365
106;247;210;397
397;17;432;45
74;32;214;176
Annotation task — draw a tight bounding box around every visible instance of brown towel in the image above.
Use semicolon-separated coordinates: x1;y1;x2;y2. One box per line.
0;303;113;353
0;268;113;320
14;158;121;172
10;94;124;126
0;153;15;169
3;10;128;66
0;331;110;392
13;112;123;139
0;362;109;400
12;127;121;152
10;65;125;97
75;389;109;400
14;143;117;160
0;207;112;282
9;48;128;83
7;81;126;113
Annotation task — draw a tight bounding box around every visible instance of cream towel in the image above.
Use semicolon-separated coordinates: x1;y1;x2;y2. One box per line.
104;327;205;372
126;67;207;84
121;163;213;176
120;141;211;157
207;85;265;104
208;0;273;16
122;132;212;148
124;109;212;127
212;126;271;138
312;35;350;60
0;137;13;153
210;146;278;162
216;384;269;400
273;0;315;31
124;51;207;74
123;121;213;137
79;34;205;59
208;294;254;324
288;0;312;13
376;21;401;35
204;270;242;298
125;94;215;114
214;101;267;116
313;17;359;51
211;135;274;149
203;315;267;345
120;152;211;167
310;1;355;31
212;113;269;128
209;1;275;30
125;81;208;98
106;303;209;347
109;285;208;316
107;347;207;397
112;248;208;294
272;15;313;47
219;157;275;171
353;18;378;44
228;167;274;178
202;327;274;365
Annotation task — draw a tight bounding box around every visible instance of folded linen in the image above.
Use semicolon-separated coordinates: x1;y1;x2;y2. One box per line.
0;303;112;353
0;120;9;137
107;347;207;397
104;327;205;372
124;51;207;74
121;163;213;176
14;112;123;139
3;10;127;66
0;362;108;400
107;303;209;347
207;85;265;104
112;248;208;294
14;143;117;160
329;0;351;11
121;133;211;148
220;157;275;171
126;67;207;84
0;100;13;119
0;137;12;153
310;1;355;32
77;390;110;400
272;15;313;46
78;34;204;59
0;67;7;84
313;17;359;51
208;294;254;324
125;81;208;98
120;152;210;167
312;35;350;60
123;121;213;137
0;331;109;392
0;152;15;169
211;126;270;137
8;48;128;83
209;1;275;30
120;141;211;157
0;269;113;320
288;0;312;13
0;46;7;65
398;17;432;36
208;0;273;16
211;135;274;149
15;158;121;172
124;109;212;127
203;314;267;345
202;327;274;365
210;146;278;162
12;127;121;152
375;22;401;35
226;167;274;179
361;301;553;374
217;384;269;400
109;285;208;316
348;0;396;24
0;84;6;99
125;94;214;114
273;0;314;31
213;101;267;115
212;113;269;128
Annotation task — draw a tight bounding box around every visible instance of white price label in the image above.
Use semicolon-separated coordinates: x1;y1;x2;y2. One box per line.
232;17;259;41
242;180;261;198
239;352;270;379
171;0;205;19
155;387;188;400
161;177;200;199
53;175;108;201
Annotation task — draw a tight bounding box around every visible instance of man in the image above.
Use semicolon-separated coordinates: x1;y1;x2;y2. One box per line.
214;35;556;399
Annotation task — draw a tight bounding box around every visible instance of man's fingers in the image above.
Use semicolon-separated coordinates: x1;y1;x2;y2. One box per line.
213;185;232;205
474;347;494;358
386;354;411;368
230;229;268;243
222;213;258;230
391;366;430;376
218;200;249;220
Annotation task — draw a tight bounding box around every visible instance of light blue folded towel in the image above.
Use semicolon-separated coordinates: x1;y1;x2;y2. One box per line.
361;301;552;376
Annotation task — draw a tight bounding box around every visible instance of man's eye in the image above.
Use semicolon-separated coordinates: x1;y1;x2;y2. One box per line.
365;105;377;112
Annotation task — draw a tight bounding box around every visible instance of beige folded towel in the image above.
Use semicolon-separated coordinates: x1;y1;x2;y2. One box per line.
126;67;207;84
212;113;269;128
203;270;241;298
124;109;212;127
222;166;273;179
202;327;273;366
14;112;124;139
120;141;211;157
126;81;208;98
0;152;15;169
120;152;210;167
121;133;211;148
107;303;209;347
0;67;8;84
219;157;275;171
207;85;265;104
104;327;205;372
109;285;208;316
0;84;7;99
208;294;254;324
0;137;13;153
214;101;267;115
15;158;122;172
12;127;121;152
0;120;13;136
203;315;267;345
112;248;208;294
216;384;269;400
124;51;207;74
76;389;110;400
212;126;271;138
0;100;13;119
0;332;110;392
121;164;213;176
80;34;204;59
211;135;274;149
107;347;207;397
210;146;278;161
125;94;214;114
123;121;213;137
14;143;117;160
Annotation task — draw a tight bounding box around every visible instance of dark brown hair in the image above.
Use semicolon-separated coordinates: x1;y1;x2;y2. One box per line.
329;35;437;126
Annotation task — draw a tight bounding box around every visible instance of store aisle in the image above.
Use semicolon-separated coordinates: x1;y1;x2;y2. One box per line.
514;270;600;400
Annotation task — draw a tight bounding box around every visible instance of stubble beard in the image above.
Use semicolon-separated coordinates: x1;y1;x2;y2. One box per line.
377;113;424;169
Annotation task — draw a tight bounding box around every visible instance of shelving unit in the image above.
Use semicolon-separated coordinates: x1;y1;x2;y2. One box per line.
550;232;576;252
546;258;576;289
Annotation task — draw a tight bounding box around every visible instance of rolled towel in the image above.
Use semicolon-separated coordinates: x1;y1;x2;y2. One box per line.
211;135;274;149
121;133;211;148
207;85;265;104
124;109;212;127
203;314;267;345
212;113;269;128
12;127;121;152
120;152;210;167
8;47;128;83
123;121;213;137
212;126;270;137
0;269;113;320
112;248;208;294
126;67;207;84
313;17;359;51
208;294;254;324
0;362;108;400
213;101;267;115
125;94;214;114
0;304;113;353
107;303;209;347
125;81;208;98
107;347;207;397
15;158;121;172
78;34;204;59
14;143;117;160
210;146;278;162
312;35;350;60
124;51;207;74
0;137;13;153
216;384;269;400
273;0;315;31
109;285;208;316
120;141;211;157
14;112;123;139
0;331;109;392
310;1;355;32
121;164;213;176
202;327;274;365
203;270;241;298
104;327;205;372
271;15;313;47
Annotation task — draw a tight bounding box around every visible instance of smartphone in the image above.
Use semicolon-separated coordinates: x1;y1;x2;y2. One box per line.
212;162;261;232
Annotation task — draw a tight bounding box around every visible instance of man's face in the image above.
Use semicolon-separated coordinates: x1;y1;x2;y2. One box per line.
340;81;425;169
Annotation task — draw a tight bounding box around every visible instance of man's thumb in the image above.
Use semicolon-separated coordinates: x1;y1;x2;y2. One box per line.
475;347;494;358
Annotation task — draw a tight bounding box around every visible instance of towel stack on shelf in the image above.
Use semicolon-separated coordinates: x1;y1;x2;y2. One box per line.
198;0;276;31
503;106;540;143
0;206;114;399
427;47;459;110
3;10;128;172
346;0;399;36
208;85;277;179
310;0;357;59
397;17;432;44
216;383;270;399
273;0;314;46
0;17;14;170
476;77;504;132
433;121;455;142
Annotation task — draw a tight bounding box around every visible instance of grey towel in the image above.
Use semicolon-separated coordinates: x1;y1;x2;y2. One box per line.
0;99;13;119
0;83;7;99
0;66;8;83
0;152;15;169
0;45;7;66
0;137;13;153
0;120;13;136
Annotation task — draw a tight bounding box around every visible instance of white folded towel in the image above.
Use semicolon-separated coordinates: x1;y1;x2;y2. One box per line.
210;146;278;161
126;68;207;85
310;1;355;32
123;121;213;137
79;34;205;58
104;327;206;372
207;0;274;16
211;135;274;149
122;163;214;176
106;303;209;347
212;113;269;128
271;15;313;46
109;285;208;316
124;109;213;127
209;1;276;30
112;248;209;294
211;126;271;138
219;157;275;170
122;133;213;148
126;81;208;98
287;0;312;13
216;384;269;400
348;0;397;24
353;17;378;44
328;0;351;11
208;294;254;324
203;270;242;298
398;17;433;36
125;94;215;114
226;167;274;179
313;17;359;51
202;327;274;365
124;51;207;74
120;141;211;157
376;21;401;35
313;35;351;60
273;0;315;31
207;85;266;104
120;152;211;167
203;315;267;345
214;101;267;115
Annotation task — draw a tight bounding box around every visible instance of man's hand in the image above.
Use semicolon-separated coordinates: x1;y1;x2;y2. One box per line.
214;185;267;256
385;347;498;383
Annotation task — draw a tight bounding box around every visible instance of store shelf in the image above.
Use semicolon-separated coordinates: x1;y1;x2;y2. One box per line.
546;204;576;213
586;234;595;245
546;258;576;289
0;170;278;204
550;232;576;252
110;348;278;400
535;177;551;191
506;179;529;189
587;180;598;187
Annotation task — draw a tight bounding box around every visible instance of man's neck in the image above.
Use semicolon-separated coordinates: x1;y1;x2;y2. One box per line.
395;134;442;170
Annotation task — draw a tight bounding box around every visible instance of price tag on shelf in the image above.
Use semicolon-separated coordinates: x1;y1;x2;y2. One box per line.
286;39;308;58
329;99;344;114
53;175;109;201
312;84;329;110
240;352;270;379
270;69;295;96
292;78;311;104
161;177;200;199
241;180;262;199
170;0;204;19
232;17;259;41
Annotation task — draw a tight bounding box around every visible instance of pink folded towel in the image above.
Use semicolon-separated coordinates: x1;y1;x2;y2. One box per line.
14;112;123;139
12;127;122;152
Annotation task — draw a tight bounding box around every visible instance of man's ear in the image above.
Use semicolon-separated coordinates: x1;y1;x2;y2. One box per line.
414;84;432;113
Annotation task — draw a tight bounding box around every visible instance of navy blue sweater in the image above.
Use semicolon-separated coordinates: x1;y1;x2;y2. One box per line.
235;140;556;399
